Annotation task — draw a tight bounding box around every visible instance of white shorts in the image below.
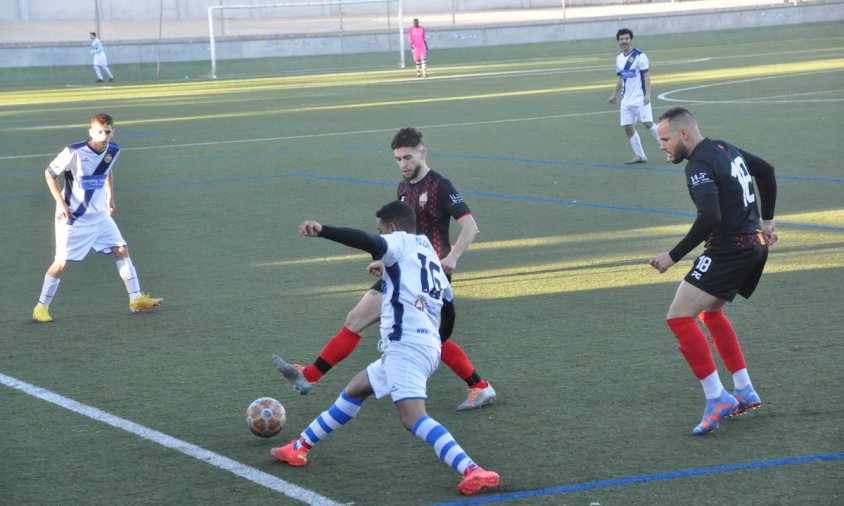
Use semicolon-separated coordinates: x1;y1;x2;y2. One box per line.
93;53;109;67
55;216;126;262
366;341;439;403
620;99;654;126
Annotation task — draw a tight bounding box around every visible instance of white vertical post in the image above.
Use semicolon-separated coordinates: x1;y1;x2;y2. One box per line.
208;7;217;79
399;0;405;68
156;0;164;79
94;0;102;39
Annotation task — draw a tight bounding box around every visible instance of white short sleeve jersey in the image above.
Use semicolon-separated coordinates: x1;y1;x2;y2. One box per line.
616;48;650;103
377;231;454;349
47;140;120;226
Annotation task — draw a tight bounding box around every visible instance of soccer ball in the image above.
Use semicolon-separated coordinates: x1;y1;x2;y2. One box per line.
246;397;286;438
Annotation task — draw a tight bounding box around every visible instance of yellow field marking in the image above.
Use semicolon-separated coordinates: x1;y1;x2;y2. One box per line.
257;218;843;301
4;58;843;129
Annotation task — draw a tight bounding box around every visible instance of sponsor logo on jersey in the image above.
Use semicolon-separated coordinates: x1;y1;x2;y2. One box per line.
80;174;108;190
690;172;714;187
418;192;428;207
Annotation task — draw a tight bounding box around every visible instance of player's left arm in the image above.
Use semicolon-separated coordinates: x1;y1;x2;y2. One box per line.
105;171;115;214
741;149;778;245
441;214;479;274
642;70;652;105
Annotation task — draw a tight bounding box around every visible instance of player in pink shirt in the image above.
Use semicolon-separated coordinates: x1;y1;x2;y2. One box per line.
409;18;428;78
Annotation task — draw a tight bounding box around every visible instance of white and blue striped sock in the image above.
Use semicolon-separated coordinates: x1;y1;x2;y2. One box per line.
297;390;363;449
412;415;474;474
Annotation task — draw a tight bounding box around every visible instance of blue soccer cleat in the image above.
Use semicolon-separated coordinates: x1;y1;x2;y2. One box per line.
732;385;762;415
692;390;739;435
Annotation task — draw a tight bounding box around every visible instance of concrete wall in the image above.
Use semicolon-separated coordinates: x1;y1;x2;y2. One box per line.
2;0;567;21
1;2;842;68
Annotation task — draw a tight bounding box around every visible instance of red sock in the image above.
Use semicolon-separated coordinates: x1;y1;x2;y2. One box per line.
441;340;487;388
667;316;716;380
302;327;362;383
700;310;746;373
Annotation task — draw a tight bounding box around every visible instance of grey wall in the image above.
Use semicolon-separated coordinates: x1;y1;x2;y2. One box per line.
3;0;567;21
1;2;841;68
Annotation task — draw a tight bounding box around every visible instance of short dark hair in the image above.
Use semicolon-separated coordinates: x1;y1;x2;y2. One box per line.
90;32;97;37
376;201;416;233
658;107;694;124
390;127;424;150
616;28;633;40
91;113;113;126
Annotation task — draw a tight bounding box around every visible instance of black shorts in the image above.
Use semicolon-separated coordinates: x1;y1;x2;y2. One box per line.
684;245;768;302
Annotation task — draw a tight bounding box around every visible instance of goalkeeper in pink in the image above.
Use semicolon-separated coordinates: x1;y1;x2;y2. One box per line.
409;18;428;78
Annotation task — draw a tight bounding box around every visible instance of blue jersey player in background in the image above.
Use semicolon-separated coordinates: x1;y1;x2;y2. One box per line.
271;201;500;496
608;28;664;164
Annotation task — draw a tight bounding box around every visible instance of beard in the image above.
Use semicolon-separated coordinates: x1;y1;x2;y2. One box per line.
404;163;422;181
672;141;690;163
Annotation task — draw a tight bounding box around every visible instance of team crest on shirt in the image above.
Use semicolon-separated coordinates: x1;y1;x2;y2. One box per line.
628;56;635;63
418;192;428;207
104;154;113;163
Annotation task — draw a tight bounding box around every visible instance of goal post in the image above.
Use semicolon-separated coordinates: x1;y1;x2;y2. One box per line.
208;0;404;79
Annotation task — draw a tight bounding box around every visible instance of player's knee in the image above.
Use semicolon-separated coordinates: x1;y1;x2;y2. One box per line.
49;261;68;275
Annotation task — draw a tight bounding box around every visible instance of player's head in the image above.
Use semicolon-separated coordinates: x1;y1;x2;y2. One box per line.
392;127;428;182
413;18;420;27
657;107;702;164
90;32;97;39
88;113;114;153
376;201;417;235
616;28;633;52
616;28;633;41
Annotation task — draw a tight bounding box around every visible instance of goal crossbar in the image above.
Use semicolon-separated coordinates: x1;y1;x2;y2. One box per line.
208;0;404;79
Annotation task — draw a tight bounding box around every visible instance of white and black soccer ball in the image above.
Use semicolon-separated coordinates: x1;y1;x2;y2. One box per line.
246;397;286;438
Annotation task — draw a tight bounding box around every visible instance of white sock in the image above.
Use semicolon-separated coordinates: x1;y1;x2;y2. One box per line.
629;131;646;159
701;370;725;399
38;275;61;307
116;258;141;301
648;123;660;142
732;368;752;390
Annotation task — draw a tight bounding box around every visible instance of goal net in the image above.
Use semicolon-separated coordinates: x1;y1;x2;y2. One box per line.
208;0;405;79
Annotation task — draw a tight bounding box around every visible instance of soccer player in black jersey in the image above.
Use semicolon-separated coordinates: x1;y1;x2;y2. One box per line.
274;128;496;411
650;107;778;435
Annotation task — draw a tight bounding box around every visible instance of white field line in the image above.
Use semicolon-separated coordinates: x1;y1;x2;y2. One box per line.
0;372;343;506
0;109;615;161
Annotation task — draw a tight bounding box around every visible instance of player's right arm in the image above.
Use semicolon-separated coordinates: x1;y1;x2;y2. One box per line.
300;220;386;259
45;149;72;219
608;76;623;104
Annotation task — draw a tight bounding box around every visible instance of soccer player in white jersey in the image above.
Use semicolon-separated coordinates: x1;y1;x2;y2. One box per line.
32;113;162;323
608;28;664;164
90;32;115;83
271;201;500;496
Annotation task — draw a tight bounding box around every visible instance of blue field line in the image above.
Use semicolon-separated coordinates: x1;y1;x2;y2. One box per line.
342;146;844;183
3;171;843;232
431;452;844;506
